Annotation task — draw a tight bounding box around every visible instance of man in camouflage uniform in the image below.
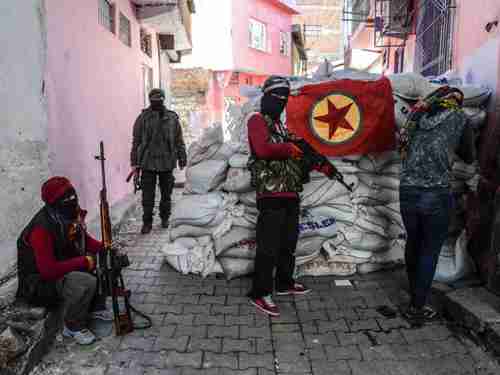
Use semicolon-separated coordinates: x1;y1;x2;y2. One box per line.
130;89;187;234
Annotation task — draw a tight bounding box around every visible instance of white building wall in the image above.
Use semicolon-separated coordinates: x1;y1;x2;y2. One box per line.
0;0;50;301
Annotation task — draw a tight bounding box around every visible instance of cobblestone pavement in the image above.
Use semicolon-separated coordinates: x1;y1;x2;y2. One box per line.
32;190;500;375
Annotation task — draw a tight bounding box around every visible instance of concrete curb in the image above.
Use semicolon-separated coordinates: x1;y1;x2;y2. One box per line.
432;282;500;357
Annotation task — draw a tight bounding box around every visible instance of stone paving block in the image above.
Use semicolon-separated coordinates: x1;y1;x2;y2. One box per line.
203;352;239;369
317;319;349;333
335;297;366;309
163;350;203;368
174;325;207;338
271;303;299;323
183;304;211;315
272;332;303;344
311;360;351;375
183;369;257;375
207;325;239;339
154;336;189;352
298;310;328;323
239;353;275;371
376;317;410;331
240;303;265;316
193;314;225;326
295;300;310;311
336;332;372;347
241;325;271;339
255;338;274;354
355;307;382;320
307;346;327;360
134;351;168;368
144;293;172;305
275;357;311;373
302;322;319;334
214;286;243;296
227;296;250;305
222;338;253;352
171;295;200;305
143;368;182;375
164;313;195;325
187;338;222;352
120;336;156;351
226;315;256;326
347;318;380;332
303;333;339;348
199;295;226;305
211;304;239;316
371;330;406;345
271;324;301;333
326;308;359;321
135;304;157;315
110;349;136;367
325;345;362;361
401;325;453;343
155;304;184;315
107;365;147;375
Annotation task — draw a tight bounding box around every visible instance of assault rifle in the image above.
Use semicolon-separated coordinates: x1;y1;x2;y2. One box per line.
95;142;151;335
284;136;354;192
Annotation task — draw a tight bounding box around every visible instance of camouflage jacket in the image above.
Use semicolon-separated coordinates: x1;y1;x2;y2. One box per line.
130;106;187;171
401;108;475;189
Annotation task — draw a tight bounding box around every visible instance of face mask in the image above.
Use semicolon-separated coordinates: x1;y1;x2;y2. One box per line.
150;100;164;111
261;90;289;120
55;193;79;220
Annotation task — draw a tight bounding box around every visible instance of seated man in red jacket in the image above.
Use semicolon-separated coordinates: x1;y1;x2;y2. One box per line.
17;177;111;345
247;76;335;316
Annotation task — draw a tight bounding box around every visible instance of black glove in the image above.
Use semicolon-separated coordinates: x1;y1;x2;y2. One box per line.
178;159;187;170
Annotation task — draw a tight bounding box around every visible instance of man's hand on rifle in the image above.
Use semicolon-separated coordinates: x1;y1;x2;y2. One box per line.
85;255;96;271
126;166;140;182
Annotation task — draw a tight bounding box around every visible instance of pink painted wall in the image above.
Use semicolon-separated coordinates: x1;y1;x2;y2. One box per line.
45;0;160;221
232;0;295;75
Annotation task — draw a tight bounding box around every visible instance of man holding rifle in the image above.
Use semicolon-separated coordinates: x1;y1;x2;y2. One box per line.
16;177;111;345
246;76;347;316
130;88;187;234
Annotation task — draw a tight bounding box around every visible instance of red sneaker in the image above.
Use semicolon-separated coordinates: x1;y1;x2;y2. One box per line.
249;295;280;317
276;283;311;296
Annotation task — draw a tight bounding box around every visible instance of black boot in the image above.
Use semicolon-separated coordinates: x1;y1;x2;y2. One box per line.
161;219;169;229
141;222;152;234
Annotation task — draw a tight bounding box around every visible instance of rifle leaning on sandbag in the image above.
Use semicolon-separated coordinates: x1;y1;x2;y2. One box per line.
95;141;152;335
279;135;354;192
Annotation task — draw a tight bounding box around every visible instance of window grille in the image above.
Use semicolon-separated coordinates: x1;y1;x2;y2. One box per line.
394;47;405;73
304;24;322;40
415;0;456;77
98;0;114;33
119;12;132;47
249;19;268;52
141;29;153;57
280;31;290;56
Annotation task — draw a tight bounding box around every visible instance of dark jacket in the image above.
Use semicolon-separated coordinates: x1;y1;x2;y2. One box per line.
130;106;187;171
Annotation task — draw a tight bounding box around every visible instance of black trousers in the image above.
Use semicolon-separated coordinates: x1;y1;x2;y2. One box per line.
141;170;175;224
249;197;300;298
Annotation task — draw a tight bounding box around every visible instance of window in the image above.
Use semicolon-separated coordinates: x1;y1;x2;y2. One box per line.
140;29;153;57
119;12;131;47
249;19;267;52
304;24;321;40
142;65;154;107
280;31;290;56
98;0;114;33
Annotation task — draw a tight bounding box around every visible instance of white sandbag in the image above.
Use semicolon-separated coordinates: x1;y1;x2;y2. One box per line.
434;230;474;283
188;142;220;166
229;153;250;168
221;239;257;259
388;72;440;99
168;224;216;242
295;249;322;266
301;175;358;208
170;192;224;227
239;191;256;207
212;142;239;161
351;181;399;206
324;194;353;211
223;168;252;193
336;223;389;252
461;86;491;107
357;173;400;190
214;226;255;255
295;255;357;277
387;223;406;240
299;206;337;238
330;69;381;81
323;237;373;260
0;276;18;308
295;236;327;257
374;202;403;227
327;158;361;174
370;240;405;264
219;257;255;280
357;151;401;174
185;160;228;194
352;206;390;237
232;206;257;229
199;122;224;148
162;236;216;278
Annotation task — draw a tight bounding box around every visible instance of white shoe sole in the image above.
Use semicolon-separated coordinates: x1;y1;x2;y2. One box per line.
276;289;312;296
249;299;280;317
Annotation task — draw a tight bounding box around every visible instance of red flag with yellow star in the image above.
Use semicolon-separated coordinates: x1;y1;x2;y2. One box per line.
286;77;396;156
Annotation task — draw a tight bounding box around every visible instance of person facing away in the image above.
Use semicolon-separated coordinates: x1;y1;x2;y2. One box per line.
130;88;187;234
17;177;111;345
398;86;476;322
246;76;336;317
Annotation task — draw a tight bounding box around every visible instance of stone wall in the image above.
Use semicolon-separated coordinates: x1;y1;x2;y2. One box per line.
0;0;50;291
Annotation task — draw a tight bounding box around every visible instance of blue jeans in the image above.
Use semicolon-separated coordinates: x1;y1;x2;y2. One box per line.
400;186;452;308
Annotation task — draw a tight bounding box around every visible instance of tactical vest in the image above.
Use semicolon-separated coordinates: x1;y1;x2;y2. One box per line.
247;113;305;195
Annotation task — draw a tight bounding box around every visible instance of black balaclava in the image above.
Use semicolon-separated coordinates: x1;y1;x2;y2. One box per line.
53;188;79;221
149;88;166;116
260;75;291;121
